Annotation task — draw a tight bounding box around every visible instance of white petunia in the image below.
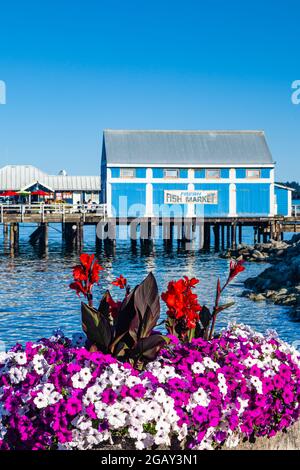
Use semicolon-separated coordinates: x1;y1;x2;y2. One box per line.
48;391;62;405
125;375;142;387
15;352;27;365
42;383;55;395
250;376;263;394
72;416;92;431
153;387;167;403
203;357;219;371
9;367;27;384
191;362;205;374
72;368;92;389
33;392;48;409
191;387;210;407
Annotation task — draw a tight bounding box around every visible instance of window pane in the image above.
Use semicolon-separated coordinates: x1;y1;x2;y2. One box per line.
164;169;178;178
206;169;220;178
247;170;261;178
120;168;135;178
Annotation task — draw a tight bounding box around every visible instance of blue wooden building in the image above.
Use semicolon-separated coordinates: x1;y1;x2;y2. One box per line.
101;130;293;219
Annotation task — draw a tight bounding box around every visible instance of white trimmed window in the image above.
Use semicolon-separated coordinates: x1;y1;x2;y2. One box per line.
164;169;179;179
246;169;261;179
120;168;136;178
206;169;221;179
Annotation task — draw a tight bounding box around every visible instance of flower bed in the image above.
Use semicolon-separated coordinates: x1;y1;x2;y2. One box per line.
1;324;300;450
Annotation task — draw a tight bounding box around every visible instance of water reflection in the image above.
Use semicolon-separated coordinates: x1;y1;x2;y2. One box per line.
0;223;297;348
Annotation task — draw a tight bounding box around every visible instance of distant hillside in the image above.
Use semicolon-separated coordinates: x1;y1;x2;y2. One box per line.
278;181;300;200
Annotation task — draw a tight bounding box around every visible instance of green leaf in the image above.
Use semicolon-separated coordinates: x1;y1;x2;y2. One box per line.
215;302;235;314
200;305;212;328
133;334;167;361
81;302;112;352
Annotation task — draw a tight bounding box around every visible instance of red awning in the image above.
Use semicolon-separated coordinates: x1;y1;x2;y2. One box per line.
31;190;51;196
0;190;18;197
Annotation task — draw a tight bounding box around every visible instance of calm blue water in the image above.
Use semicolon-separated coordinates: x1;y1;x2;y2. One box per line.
0;224;298;349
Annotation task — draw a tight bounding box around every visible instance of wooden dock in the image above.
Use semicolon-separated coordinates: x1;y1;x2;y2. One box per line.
1;203;300;253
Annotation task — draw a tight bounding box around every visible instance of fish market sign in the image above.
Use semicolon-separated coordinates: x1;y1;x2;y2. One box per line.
164;190;218;205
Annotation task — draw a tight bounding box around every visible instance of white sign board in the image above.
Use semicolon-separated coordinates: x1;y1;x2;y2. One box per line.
164;190;218;205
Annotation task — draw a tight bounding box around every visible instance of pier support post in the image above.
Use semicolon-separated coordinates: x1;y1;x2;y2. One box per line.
163;220;173;250
10;223;19;251
221;224;225;251
40;223;48;249
3;223;9;239
96;225;102;252
104;221;116;253
64;223;78;249
76;221;84;249
140;219;153;250
129;221;138;252
257;228;262;243
238;224;243;245
226;225;231;248
213;224;220;251
61;222;66;241
203;223;211;250
231;223;237;249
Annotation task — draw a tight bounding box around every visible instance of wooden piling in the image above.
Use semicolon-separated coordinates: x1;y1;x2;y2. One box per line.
238;224;243;245
226;225;231;248
203;223;211;250
10;223;19;251
40;223;48;249
221;224;225;250
231;223;237;249
213;224;220;251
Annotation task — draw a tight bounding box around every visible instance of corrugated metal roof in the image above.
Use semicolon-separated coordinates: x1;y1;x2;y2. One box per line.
103;130;274;166
0;165;100;191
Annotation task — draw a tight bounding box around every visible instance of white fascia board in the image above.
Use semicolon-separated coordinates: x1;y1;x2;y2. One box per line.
274;183;296;192
107;163;275;168
109;178;272;184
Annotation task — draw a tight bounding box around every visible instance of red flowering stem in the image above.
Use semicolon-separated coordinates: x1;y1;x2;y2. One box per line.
209;279;221;340
87;293;93;307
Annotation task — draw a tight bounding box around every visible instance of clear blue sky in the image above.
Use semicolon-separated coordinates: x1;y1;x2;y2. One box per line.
0;0;299;180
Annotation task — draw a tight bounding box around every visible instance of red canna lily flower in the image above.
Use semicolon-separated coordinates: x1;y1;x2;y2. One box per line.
228;259;245;282
69;281;88;297
112;275;127;289
162;276;202;336
69;254;103;305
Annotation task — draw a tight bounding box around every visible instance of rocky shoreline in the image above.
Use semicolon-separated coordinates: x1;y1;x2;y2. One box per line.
220;234;300;318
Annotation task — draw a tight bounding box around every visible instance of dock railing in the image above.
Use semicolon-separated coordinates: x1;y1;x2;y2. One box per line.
292;204;300;217
0;203;107;223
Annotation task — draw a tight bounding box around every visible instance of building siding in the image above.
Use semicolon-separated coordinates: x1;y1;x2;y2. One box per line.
275;186;289;216
111;183;146;217
194;183;230;216
236;183;270;215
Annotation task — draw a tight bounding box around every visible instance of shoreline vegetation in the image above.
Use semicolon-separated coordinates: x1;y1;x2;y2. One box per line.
220;234;300;319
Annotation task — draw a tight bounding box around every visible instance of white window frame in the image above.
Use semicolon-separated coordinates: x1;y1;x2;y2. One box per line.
120;168;136;178
163;169;179;179
206;169;221;179
246;169;261;179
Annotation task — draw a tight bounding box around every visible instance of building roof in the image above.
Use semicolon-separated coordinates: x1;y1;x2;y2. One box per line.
275;183;295;192
0;165;100;191
103;130;274;166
